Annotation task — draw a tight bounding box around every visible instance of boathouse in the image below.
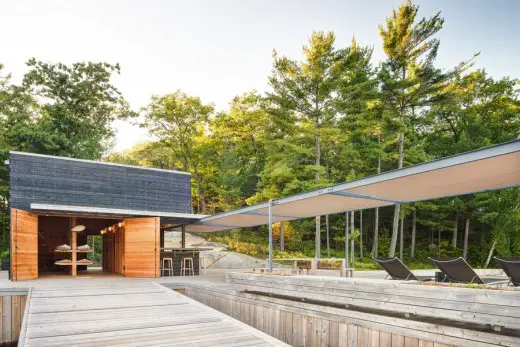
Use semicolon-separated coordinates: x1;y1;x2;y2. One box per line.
7;151;204;281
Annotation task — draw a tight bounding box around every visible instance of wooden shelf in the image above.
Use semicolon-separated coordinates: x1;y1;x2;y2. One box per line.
55;250;93;253
54;221;93;277
55;262;74;266
77;261;93;266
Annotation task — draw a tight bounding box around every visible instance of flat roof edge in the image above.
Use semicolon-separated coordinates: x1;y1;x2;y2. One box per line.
30;203;207;219
10;151;191;176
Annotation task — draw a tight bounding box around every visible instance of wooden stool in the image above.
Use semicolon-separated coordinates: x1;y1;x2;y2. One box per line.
181;257;194;276
161;257;173;277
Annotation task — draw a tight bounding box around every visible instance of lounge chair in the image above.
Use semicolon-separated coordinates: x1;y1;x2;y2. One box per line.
429;257;508;285
494;256;520;286
375;257;433;281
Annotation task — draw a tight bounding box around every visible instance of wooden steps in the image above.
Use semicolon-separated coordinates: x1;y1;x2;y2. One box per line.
20;282;287;346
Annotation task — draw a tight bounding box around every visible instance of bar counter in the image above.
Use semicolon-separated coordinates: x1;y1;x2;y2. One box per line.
160;247;212;276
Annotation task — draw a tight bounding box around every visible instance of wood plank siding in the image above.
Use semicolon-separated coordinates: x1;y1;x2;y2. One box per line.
228;272;520;331
177;282;520;347
10;208;38;281
8;152;191;214
123;217;160;277
0;293;29;345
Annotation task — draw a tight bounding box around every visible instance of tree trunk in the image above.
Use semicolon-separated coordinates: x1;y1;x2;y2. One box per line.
463;218;470;260
410;209;416;258
350;211;355;264
389;204;400;257
399;213;404;261
438;228;441;256
484;241;496;268
192;163;207;213
359;210;363;260
452;214;458;247
373;208;379;258
389;131;405;257
326;215;330;258
280;222;284;251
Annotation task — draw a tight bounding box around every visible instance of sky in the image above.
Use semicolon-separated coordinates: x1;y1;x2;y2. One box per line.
1;0;519;152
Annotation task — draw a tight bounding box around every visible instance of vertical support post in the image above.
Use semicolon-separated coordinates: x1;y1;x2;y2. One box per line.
280;222;284;251
315;216;321;259
350;211;355;265
359;210;363;259
181;225;186;249
160;228;165;249
268;199;273;273
345;211;349;274
400;213;404;261
340;259;346;277
70;217;77;277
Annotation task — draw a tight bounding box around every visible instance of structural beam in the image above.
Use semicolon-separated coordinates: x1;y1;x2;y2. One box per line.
330;191;402;204
242;211;298;219
198;222;244;228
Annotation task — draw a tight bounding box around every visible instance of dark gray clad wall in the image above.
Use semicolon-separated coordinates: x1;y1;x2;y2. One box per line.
9;152;191;213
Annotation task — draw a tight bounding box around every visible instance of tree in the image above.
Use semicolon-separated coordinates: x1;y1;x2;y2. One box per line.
23;59;133;160
378;1;473;257
425;70;519;258
210;92;270;211
268;31;345;258
141;91;214;213
1;60;131;251
267;32;376;258
0;64;40;250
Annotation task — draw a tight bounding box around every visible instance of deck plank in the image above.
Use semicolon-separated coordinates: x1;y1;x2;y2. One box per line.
22;283;287;346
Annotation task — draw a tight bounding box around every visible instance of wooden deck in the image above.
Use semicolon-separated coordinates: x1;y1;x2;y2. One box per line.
20;282;287;346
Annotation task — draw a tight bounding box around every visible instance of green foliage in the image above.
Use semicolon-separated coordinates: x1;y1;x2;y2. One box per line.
22;59;134;159
1;1;518;269
0;60;132;252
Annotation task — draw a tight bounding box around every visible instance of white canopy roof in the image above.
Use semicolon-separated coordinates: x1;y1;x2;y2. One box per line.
178;140;520;233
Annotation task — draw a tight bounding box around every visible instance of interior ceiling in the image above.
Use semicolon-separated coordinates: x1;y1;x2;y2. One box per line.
179;140;520;233
38;215;119;236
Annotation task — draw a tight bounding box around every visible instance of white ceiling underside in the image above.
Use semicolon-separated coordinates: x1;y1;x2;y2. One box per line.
178;140;520;233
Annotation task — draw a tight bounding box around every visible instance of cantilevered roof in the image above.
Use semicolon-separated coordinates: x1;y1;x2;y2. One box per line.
30;204;207;225
179;139;520;233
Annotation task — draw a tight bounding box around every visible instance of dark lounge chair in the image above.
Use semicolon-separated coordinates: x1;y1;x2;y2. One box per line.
494;256;520;286
375;257;433;281
429;257;508;285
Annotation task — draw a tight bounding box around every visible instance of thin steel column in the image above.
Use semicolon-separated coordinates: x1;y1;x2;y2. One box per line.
268;199;273;273
345;211;349;272
181;225;186;248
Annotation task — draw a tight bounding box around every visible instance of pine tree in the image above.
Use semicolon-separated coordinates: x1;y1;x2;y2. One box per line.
378;1;473;257
267;32;354;258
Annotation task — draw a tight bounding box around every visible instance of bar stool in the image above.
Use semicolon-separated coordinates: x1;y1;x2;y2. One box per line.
161;257;173;277
181;257;194;276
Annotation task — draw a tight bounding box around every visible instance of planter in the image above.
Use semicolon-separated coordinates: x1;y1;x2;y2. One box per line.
1;258;9;271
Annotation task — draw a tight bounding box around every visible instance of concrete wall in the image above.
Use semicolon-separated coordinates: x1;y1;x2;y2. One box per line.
9;152;191;213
